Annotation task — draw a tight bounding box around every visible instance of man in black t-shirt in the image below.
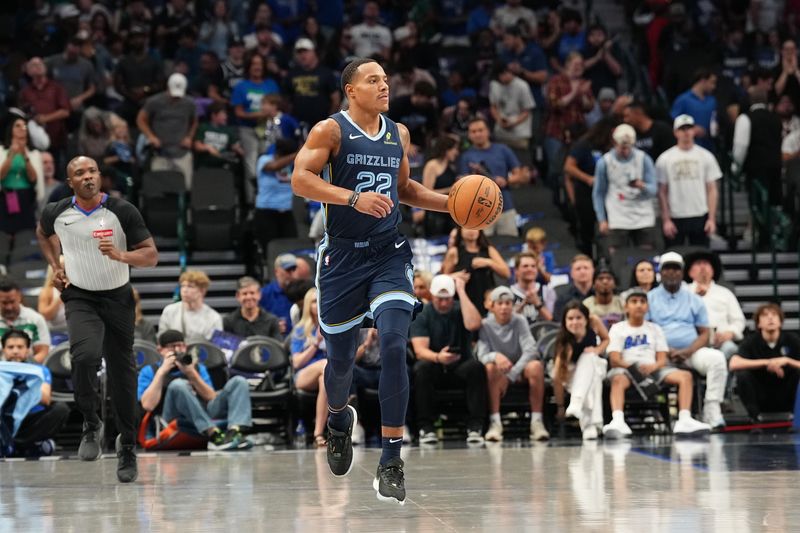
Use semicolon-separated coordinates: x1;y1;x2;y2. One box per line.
410;274;486;444
623;101;674;161
729;303;800;421
284;38;340;128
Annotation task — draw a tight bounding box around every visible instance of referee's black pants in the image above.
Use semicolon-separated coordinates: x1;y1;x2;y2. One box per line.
61;283;137;445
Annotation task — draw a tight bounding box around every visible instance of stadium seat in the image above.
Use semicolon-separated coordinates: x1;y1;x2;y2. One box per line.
190;167;239;250
139;170;186;238
187;341;228;390
133;340;161;370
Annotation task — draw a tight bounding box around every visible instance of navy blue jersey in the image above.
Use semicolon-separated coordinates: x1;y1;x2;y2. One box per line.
322;111;404;239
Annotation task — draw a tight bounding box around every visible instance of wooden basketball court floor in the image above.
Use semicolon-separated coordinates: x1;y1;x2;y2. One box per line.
2;433;799;532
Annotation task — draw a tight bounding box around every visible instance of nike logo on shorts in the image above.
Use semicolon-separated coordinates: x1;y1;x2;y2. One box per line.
395;241;405;249
389;438;402;443
349;134;363;139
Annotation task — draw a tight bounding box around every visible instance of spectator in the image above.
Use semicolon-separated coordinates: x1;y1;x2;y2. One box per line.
77;107;112;162
776;94;800;140
498;26;548;114
221;37;246;100
132;288;157;344
490;0;537;37
138;329;252;451
720;25;748;87
199;0;240;61
585;87;617;127
592;123;658;255
0;118;45;235
113;26;164;125
551;9;586;71
413;270;433;304
552;300;609;440
510;252;555;323
479;286;549;442
350;1;392;60
420;135;459;237
254;137;298;253
543;52;595;189
155;0;195;60
656;115;722;248
554;254;595;321
603;289;711;438
563;117;616;256
623;100;675;161
290;288;329;447
159;270;223;343
442;228;511;315
0;278;50;364
489;60;536;166
647;252;728;428
1;329;69;457
729;303;800;422
669;67;718;152
620;259;659;301
582;24;622;95
774;40;800;112
388;81;439;156
18;58;70;171
685;251;745;359
191;51;226;104
411;275;486;444
232;53;281;194
37;262;67;335
137;72;197;190
45;34;96;119
582;266;624;329
223;276;281;340
103;114;136;188
260;253;300;335
323;27;357;72
39;152;59;212
193;102;244;169
439;71;477;109
732;87;783;206
300;16;327;51
441;98;483;148
458;117;524;237
523;227;554;284
284;38;340;128
388;57;438;103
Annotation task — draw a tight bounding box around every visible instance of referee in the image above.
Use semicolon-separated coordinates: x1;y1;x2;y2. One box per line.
36;156;158;483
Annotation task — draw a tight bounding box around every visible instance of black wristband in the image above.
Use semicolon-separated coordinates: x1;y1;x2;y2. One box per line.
348;191;360;208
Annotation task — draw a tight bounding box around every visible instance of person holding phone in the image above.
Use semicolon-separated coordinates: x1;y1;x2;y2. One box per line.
411;274;486;444
591;123;658;256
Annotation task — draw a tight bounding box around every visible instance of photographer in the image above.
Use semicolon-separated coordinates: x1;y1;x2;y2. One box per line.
137;330;252;451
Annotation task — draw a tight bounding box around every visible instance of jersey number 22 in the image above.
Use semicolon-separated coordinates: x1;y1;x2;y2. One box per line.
355;171;392;198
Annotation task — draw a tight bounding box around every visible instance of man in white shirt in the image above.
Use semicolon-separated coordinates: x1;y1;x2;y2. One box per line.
159;270;223;343
656;114;722;247
0;278;51;363
603;289;711;438
489;61;535;166
349;1;392;60
685;251;745;359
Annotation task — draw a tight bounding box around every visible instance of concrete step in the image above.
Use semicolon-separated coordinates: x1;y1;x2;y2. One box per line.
734;285;799;298
133;280;238;294
725;269;799;282
139;295;238;311
721;252;797;265
742;301;800;313
131;264;245;279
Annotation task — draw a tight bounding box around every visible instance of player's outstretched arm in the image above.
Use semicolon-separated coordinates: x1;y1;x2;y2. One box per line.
292;119;394;218
396;123;449;213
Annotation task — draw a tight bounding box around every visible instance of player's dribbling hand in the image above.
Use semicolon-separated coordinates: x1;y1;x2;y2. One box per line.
354;192;394;218
99;237;125;262
53;267;70;291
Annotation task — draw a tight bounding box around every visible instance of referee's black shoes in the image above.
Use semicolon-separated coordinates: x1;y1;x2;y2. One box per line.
326;405;357;477
373;457;406;505
115;435;138;483
78;421;103;461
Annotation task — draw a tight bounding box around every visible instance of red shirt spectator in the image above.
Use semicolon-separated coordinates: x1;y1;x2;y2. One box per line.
544;52;594;141
19;58;70;150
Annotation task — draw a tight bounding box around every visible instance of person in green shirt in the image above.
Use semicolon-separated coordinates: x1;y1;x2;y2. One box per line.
0;118;43;234
193;102;243;169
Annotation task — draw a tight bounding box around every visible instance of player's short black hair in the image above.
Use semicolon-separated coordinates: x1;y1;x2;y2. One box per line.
1;328;30;348
341;58;378;93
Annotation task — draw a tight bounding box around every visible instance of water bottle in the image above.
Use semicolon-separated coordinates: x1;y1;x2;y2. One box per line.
294;420;307;449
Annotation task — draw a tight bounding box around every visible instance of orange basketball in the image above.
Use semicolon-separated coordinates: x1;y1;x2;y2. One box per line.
447;174;504;230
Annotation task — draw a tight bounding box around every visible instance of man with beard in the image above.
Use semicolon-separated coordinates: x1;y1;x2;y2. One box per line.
647;252;727;429
113;26;164;124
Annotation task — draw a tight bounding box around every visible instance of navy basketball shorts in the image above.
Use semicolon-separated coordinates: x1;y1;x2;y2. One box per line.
316;229;416;334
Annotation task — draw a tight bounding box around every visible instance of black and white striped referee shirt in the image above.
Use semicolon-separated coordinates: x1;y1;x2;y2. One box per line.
40;194;152;291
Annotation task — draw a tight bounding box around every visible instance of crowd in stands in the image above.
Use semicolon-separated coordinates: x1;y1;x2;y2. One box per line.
2;0;800;455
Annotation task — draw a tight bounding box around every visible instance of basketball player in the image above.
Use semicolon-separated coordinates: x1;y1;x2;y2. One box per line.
292;58;451;505
36;156;158;482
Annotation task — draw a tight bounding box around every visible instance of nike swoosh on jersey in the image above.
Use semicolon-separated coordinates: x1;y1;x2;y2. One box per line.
389;438;402;443
349;133;364;139
395;241;405;248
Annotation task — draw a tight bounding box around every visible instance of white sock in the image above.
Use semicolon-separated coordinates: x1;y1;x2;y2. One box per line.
490;413;501;425
530;412;542;423
612;410;625;422
679;409;692;421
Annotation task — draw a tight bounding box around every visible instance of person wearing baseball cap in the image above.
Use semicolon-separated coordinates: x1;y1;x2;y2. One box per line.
411;274;486;444
655;109;723;248
478;286;549;442
646;251;728;429
285;35;340;126
582;265;625;329
592;122;658;255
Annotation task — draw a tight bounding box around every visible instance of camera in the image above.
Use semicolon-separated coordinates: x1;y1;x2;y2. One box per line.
173;351;193;366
